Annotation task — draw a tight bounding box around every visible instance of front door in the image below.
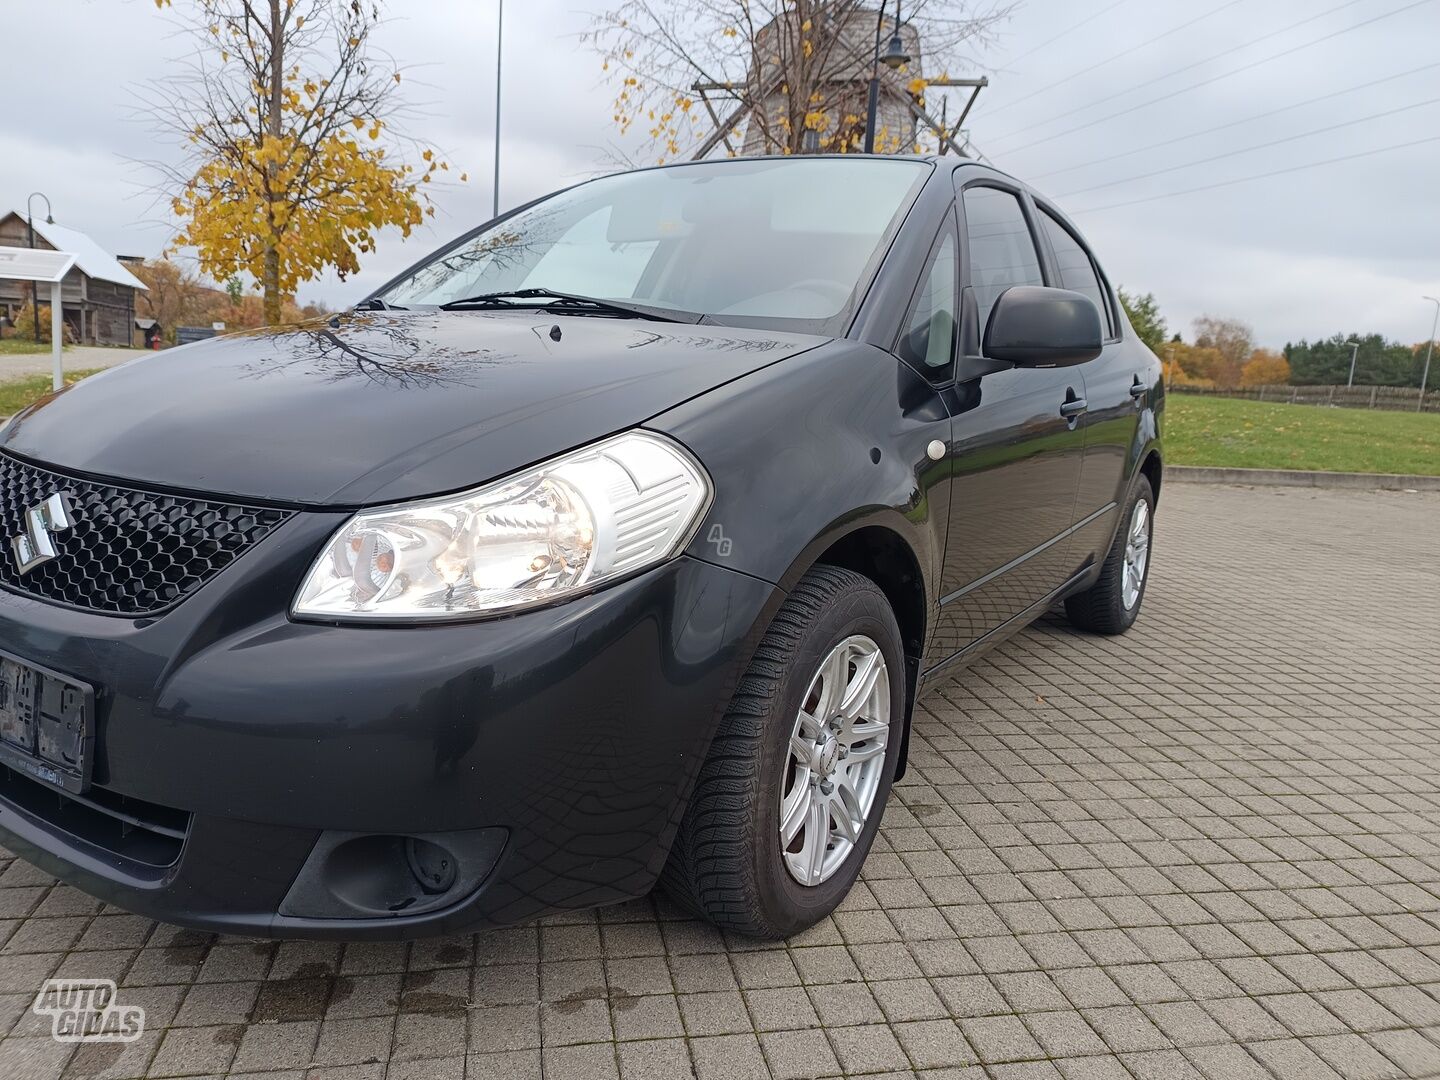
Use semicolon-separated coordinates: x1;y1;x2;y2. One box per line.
927;184;1085;667
1032;201;1146;572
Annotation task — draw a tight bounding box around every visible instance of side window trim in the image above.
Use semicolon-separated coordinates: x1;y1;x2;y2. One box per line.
891;206;961;382
957;179;1052;289
1033;198;1121;343
955;179;1049;350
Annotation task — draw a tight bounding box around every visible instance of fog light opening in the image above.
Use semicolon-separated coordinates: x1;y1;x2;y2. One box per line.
406;837;458;895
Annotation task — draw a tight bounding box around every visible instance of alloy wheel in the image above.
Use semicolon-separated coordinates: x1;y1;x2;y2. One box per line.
1122;500;1151;610
778;635;891;887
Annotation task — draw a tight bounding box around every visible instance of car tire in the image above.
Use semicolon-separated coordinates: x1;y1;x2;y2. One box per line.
660;565;905;939
1064;475;1155;635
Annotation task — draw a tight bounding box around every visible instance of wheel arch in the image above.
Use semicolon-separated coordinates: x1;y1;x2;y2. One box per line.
1139;446;1163;504
800;520;930;781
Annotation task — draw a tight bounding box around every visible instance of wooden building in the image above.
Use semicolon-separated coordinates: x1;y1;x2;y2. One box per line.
0;211;147;346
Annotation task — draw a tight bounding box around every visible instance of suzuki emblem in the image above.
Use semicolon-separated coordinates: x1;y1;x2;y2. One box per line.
10;493;74;575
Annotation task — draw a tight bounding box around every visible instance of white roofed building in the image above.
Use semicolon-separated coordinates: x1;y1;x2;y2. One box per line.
0;211;147;346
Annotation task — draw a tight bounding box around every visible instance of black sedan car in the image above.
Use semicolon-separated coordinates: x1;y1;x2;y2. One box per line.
0;156;1161;939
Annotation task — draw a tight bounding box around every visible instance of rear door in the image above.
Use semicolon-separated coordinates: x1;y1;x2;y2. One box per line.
1033;201;1140;571
928;183;1086;666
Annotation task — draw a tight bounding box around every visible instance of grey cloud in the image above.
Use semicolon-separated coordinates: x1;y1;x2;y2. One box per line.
5;0;1436;346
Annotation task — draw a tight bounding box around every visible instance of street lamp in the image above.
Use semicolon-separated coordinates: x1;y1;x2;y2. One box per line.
1421;296;1439;413
864;2;909;155
27;192;54;344
1345;339;1361;388
492;0;503;220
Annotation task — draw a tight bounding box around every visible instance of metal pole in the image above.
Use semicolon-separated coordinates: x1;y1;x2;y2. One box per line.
863;3;885;153
50;282;63;392
1420;296;1439;412
493;0;503;219
1345;340;1360;388
26;192;53;344
28;217;39;343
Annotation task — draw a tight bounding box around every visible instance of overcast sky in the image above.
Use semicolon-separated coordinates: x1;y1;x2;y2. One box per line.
3;0;1437;347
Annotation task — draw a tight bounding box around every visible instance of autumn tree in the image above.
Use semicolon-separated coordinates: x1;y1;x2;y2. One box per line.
1164;342;1225;388
1117;288;1167;354
1191;315;1254;387
145;0;460;324
1239;348;1290;387
584;0;1012;162
132;258;327;341
132;259;214;337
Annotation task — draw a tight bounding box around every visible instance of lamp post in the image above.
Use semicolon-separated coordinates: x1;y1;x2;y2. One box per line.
863;2;910;155
1344;339;1361;388
26;192;54;344
492;0;503;220
1421;296;1439;413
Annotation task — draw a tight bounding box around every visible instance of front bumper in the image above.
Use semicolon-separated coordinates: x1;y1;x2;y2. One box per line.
0;509;779;938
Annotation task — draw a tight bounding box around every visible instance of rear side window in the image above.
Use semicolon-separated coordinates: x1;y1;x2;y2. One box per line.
961;187;1044;334
1038;208;1113;337
898;229;958;374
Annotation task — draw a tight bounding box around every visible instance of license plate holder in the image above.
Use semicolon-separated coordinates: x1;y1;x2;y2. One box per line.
0;649;93;794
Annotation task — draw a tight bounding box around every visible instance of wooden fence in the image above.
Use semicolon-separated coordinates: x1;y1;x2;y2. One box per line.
1173;384;1439;413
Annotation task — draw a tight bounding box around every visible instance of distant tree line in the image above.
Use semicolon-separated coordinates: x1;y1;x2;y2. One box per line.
1117;290;1433;390
132;259;328;344
1284;333;1428;388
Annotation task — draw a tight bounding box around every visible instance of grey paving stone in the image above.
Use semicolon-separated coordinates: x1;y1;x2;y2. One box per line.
758;1027;841;1080
0;486;1435;1079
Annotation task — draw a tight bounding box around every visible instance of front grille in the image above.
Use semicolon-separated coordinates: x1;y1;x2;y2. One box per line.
0;452;293;616
0;764;190;869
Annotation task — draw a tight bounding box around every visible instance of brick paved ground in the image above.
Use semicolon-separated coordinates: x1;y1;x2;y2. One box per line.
1;483;1438;1080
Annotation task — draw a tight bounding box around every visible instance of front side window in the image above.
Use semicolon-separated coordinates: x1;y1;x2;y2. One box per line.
1038;208;1113;337
898;228;957;374
961;186;1044;335
379;158;932;334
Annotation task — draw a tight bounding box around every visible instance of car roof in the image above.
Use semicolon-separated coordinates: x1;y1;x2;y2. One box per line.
612;153;1034;196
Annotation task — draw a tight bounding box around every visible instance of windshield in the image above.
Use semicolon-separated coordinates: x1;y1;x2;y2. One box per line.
377;158;931;333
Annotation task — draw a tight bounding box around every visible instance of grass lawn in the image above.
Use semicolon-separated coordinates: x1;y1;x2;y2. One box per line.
1167;394;1440;476
0;370;103;417
0;338;64;356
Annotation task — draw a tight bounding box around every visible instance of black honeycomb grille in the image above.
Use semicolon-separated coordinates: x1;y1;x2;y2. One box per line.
0;453;293;616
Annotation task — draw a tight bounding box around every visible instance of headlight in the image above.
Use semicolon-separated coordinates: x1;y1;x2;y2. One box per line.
294;431;711;621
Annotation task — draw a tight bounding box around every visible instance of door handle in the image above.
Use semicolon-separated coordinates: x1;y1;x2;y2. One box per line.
1129;377;1146;400
1059;397;1088;418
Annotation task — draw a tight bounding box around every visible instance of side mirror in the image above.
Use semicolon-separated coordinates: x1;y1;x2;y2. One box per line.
983;286;1103;368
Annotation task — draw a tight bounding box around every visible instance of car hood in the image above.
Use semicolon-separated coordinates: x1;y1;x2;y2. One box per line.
2;310;827;506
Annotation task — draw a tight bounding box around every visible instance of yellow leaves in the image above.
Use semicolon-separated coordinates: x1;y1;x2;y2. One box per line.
802;39;813;58
722;26;739;37
803;110;829;132
907;77;928;96
172;125;440;297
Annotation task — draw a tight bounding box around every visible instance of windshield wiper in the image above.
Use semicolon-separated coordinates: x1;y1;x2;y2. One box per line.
355;297;406;311
439;287;701;324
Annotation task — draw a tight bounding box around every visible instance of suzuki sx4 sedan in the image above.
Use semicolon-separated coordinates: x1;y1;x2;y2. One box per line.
0;157;1161;939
